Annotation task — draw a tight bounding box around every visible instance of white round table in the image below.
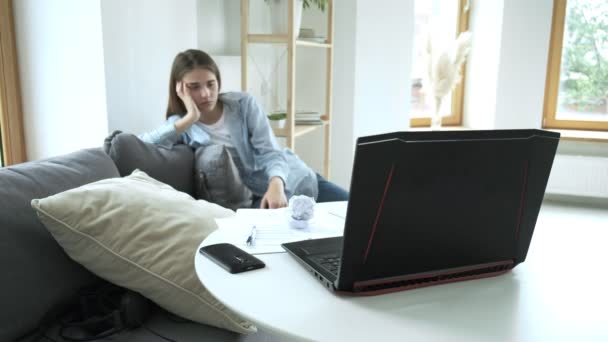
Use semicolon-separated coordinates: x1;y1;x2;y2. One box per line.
194;203;608;342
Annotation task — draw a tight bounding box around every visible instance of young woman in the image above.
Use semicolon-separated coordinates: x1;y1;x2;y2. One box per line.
139;49;348;209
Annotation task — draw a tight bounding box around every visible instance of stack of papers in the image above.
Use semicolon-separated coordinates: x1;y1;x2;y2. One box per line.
213;203;346;255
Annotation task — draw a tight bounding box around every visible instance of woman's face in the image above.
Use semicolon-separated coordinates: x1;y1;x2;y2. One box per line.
181;68;219;113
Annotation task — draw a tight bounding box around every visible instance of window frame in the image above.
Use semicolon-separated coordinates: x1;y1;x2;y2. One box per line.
543;0;608;131
0;0;26;165
410;0;470;128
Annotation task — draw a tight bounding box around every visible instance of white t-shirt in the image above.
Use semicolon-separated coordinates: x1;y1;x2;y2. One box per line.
199;111;234;148
199;111;245;172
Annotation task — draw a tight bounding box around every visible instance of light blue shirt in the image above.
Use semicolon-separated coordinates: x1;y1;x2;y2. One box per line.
138;92;318;199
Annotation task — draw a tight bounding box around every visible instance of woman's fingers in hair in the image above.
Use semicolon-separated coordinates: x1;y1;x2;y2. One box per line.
176;81;183;97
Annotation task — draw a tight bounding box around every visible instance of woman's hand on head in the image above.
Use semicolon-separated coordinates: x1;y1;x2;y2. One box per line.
261;177;288;209
177;81;201;119
174;81;201;132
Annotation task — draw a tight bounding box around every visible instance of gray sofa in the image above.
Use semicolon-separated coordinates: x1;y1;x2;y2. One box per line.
0;137;278;341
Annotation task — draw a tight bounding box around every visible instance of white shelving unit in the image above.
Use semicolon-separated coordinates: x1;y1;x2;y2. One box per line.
240;0;334;177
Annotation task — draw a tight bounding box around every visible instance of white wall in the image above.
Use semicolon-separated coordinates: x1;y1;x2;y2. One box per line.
197;0;230;55
493;0;553;129
101;0;198;135
13;0;109;161
464;0;553;130
197;0;242;93
464;0;608;199
464;0;553;129
329;1;358;187
463;0;504;129
331;0;413;188
352;1;411;138
198;0;241;55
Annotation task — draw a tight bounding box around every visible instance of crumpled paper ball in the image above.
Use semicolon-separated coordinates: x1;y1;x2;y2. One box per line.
288;195;315;229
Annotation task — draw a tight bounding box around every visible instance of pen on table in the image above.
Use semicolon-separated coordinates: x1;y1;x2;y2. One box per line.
328;211;345;219
246;225;257;246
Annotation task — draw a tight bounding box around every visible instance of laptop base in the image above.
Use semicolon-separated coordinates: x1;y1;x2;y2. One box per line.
283;238;514;295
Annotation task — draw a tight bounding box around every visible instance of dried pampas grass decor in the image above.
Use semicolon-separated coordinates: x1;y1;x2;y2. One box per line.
426;31;472;129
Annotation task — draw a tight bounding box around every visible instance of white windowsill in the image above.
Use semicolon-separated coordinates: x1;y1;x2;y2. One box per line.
409;126;608;143
408;126;471;132
547;129;608;143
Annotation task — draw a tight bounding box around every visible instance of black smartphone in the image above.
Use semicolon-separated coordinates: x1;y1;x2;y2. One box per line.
199;243;265;274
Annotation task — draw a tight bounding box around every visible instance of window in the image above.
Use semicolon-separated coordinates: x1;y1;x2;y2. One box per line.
0;0;26;166
410;0;469;127
544;0;608;131
0;123;4;167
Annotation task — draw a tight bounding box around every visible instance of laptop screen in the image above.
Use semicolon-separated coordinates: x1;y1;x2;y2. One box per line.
338;130;559;286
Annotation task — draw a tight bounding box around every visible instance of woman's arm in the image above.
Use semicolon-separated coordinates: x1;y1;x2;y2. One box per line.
243;94;289;208
138;81;200;146
262;176;287;209
138;119;182;146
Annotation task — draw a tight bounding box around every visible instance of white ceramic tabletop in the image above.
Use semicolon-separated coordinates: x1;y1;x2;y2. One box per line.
194;202;608;342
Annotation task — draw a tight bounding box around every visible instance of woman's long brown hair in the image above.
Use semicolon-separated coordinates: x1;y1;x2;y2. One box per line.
166;49;222;119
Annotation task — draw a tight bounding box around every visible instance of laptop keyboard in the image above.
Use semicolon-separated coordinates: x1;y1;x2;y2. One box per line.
311;254;341;276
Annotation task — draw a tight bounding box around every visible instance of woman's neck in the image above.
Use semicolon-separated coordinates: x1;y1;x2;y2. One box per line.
199;100;224;125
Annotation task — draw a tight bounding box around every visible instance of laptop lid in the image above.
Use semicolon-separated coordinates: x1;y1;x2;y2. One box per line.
335;129;560;292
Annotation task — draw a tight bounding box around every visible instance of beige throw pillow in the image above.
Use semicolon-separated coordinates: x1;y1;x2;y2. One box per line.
31;170;255;334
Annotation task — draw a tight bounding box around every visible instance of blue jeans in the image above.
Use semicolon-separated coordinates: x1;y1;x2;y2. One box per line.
251;173;348;208
316;173;349;202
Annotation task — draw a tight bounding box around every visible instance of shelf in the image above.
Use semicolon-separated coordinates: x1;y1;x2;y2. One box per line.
272;120;329;138
296;40;331;48
241;0;334;177
247;34;331;48
247;34;288;44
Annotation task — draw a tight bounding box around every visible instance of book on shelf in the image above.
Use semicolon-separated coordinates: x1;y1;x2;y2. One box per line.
295;110;321;118
296;119;323;125
295;111;322;125
296;114;321;119
270;110;323;125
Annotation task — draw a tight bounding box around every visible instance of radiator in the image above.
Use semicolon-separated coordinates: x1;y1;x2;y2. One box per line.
546;155;608;198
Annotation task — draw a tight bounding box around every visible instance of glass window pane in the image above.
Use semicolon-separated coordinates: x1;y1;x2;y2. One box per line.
411;0;458;119
556;0;608;122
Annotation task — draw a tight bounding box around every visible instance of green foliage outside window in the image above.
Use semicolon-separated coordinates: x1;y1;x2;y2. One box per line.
560;0;608;112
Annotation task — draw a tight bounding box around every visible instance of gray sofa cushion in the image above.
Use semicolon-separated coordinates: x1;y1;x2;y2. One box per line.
0;148;120;342
194;145;253;210
104;131;195;196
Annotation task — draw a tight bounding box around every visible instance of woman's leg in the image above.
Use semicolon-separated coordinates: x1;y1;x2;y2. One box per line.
316;173;349;202
251;196;262;208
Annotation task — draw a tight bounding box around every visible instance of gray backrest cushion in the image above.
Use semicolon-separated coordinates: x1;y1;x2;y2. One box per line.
0;148;120;341
104;132;195;196
194;145;253;210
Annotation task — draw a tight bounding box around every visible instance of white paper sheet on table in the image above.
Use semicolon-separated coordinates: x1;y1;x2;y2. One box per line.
214;204;346;255
323;201;348;219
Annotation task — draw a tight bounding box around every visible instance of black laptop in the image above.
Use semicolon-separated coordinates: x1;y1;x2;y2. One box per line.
282;129;560;295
